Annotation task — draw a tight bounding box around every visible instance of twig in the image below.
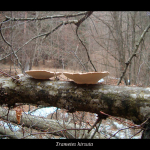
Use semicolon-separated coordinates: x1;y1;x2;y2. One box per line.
0;20;23;72
109;127;131;139
75;11;97;72
0;69;20;84
72;46;87;71
88;116;102;133
0;20;78;62
100;111;136;127
21;128;91;139
1;12;93;74
130;129;143;139
88;112;107;134
100;111;149;130
100;111;149;139
117;23;150;85
5;11;87;21
0;20;11;47
89;119;102;139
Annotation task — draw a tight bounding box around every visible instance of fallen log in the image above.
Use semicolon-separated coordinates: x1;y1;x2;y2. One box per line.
0;75;150;125
0;125;37;139
0;107;103;139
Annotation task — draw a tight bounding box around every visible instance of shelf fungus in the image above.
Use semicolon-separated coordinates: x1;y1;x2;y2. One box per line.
25;70;61;79
63;71;109;84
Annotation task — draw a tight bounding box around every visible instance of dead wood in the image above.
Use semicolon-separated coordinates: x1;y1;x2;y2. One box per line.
0;107;104;139
0;75;150;125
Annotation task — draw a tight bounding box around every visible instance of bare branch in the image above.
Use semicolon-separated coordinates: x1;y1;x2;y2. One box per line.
0;21;11;47
1;11;95;73
75;11;93;27
75;11;97;72
117;24;150;85
0;20;23;72
0;20;78;62
5;11;87;21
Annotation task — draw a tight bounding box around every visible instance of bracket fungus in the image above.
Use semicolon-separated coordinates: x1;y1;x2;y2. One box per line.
63;71;109;84
25;70;61;79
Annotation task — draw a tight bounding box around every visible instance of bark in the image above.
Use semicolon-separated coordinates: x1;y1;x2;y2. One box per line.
0;107;103;139
1;75;150;125
112;12;126;82
0;125;36;139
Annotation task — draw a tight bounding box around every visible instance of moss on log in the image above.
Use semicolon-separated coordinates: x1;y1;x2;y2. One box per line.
1;75;150;124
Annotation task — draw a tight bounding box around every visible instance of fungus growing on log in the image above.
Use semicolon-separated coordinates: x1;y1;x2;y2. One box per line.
63;71;109;84
25;70;61;79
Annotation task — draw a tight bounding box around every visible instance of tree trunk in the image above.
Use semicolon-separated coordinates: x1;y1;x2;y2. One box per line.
1;75;150;126
112;12;128;85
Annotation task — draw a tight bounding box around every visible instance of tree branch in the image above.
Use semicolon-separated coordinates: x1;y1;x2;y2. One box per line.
117;24;150;85
0;20;78;62
0;11;95;73
75;11;97;72
5;11;87;21
0;20;23;72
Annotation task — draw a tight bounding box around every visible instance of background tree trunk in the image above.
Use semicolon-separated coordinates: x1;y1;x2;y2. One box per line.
112;12;128;85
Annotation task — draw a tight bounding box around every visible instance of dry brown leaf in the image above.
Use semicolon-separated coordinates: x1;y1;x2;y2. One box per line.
16;107;22;124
